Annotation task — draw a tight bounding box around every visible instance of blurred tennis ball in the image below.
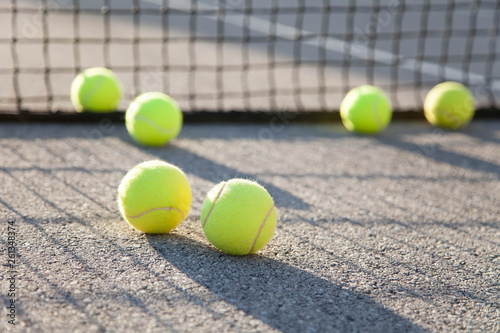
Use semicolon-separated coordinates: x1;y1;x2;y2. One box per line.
201;179;277;255
70;67;122;113
125;92;183;146
424;82;475;129
340;85;392;134
118;160;191;234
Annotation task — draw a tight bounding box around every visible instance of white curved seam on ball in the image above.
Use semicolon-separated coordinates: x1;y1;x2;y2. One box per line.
202;183;226;228
135;115;177;135
126;207;184;219
248;204;275;254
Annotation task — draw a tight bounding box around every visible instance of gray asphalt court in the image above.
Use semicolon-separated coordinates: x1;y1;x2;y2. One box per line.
0;120;499;332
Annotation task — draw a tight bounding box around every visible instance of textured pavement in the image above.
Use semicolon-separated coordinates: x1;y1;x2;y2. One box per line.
0;120;499;332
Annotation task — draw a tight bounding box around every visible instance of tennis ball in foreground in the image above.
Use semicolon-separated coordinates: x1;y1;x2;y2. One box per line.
118;160;191;234
424;81;475;130
201;179;277;255
340;85;392;134
71;67;122;112
125;92;183;146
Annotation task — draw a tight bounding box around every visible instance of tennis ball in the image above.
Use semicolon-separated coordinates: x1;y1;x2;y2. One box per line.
424;81;475;129
201;179;277;255
340;85;392;134
118;160;191;234
71;67;122;112
125;92;183;146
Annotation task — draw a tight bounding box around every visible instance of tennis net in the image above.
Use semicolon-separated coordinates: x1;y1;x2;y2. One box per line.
1;0;499;115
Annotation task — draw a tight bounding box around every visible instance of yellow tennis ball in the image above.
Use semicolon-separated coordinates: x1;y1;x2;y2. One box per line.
201;179;277;255
424;81;475;129
70;67;122;113
125;92;183;146
340;85;392;134
118;160;191;234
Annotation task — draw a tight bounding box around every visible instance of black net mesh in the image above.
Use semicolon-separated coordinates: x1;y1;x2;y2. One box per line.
1;0;499;115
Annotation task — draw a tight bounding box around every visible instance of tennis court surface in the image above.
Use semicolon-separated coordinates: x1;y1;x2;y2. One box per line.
1;1;500;332
1;121;499;332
